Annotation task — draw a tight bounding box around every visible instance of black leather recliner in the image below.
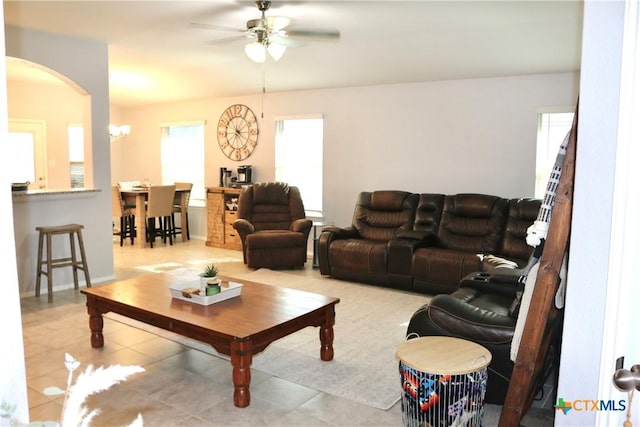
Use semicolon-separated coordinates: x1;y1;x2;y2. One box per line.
406;272;520;404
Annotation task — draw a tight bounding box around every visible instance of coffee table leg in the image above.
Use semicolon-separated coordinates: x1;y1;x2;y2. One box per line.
320;306;336;361
87;300;104;348
231;339;252;407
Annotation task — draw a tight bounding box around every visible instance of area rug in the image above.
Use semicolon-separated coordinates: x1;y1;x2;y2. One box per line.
135;256;242;273
106;268;429;410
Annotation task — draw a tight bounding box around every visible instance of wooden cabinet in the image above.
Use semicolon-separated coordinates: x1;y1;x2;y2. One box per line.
206;187;243;250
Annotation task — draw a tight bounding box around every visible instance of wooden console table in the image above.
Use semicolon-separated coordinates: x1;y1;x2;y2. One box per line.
206;187;243;250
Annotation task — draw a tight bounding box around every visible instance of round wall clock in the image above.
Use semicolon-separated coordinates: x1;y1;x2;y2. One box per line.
217;104;259;161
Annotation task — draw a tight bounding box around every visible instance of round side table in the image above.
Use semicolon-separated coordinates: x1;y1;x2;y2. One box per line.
396;336;492;427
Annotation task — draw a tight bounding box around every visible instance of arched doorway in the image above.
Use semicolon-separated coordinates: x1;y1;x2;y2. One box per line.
5;57;93;190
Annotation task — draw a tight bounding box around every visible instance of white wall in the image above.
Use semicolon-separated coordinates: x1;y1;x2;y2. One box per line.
0;11;29;427
3;25;112;422
114;72;579;233
5;27;114;298
556;1;627;426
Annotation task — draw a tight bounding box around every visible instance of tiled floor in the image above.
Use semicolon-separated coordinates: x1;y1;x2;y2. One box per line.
20;238;553;426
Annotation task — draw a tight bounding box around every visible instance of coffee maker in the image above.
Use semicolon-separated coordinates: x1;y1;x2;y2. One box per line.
237;165;252;184
219;167;232;187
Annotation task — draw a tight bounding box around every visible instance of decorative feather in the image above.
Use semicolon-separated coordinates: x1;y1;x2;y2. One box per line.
60;354;144;427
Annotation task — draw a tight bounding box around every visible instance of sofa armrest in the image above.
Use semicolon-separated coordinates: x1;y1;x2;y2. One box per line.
460;272;520;298
387;238;421;277
321;226;359;239
290;218;312;236
232;219;254;263
231;218;256;249
387;231;437;285
317;227;359;275
232;218;254;236
396;230;438;245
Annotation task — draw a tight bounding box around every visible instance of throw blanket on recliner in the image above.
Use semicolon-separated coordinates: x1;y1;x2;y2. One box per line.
511;255;567;361
510;130;570;361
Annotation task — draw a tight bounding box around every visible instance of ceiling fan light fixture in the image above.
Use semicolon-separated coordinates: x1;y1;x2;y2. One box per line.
196;0;337;64
267;42;286;61
245;42;266;63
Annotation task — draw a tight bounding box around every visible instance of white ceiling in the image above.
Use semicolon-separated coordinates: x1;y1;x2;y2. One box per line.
3;1;584;107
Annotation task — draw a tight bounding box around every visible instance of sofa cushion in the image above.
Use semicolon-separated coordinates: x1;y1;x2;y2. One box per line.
371;191;408;210
252;181;290;205
413;194;445;233
437;194;508;253
426;291;516;342
353;191;418;242
411;247;483;293
251;205;294;230
246;230;305;249
328;239;388;273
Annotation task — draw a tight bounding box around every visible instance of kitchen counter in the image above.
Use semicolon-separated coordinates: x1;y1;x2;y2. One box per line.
11;187;108;297
11;188;101;202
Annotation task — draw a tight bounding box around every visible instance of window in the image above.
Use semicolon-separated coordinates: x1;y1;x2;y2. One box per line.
275;116;323;218
535;111;574;198
160;122;205;206
8;132;36;183
8;120;47;188
68;124;85;188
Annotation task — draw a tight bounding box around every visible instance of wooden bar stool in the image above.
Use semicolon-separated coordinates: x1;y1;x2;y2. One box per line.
35;224;91;303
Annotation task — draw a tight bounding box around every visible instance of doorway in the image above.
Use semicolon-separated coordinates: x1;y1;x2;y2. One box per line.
8;119;47;190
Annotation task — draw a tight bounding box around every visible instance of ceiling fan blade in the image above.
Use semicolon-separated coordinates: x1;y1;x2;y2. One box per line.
266;16;291;31
286;28;340;42
190;22;246;33
206;35;252;45
270;35;302;48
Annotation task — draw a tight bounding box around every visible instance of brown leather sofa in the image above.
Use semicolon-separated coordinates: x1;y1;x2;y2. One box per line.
318;191;541;294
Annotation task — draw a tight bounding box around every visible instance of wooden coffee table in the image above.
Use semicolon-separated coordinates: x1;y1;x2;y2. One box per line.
81;273;340;407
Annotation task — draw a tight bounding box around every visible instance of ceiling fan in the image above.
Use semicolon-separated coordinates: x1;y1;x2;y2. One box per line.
191;1;340;63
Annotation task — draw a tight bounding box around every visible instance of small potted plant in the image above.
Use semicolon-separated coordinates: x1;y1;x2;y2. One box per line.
199;264;220;295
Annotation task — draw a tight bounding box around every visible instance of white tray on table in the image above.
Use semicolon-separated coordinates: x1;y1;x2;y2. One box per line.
170;280;243;305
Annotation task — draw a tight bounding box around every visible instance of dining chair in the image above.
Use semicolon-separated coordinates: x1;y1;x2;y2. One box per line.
172;182;193;241
146;184;176;248
111;185;136;246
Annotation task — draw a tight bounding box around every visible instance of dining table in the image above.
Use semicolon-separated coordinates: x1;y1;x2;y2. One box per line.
120;187;190;248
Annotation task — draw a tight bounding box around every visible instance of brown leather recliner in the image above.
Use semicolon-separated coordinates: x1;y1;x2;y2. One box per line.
318;191;419;286
232;182;312;269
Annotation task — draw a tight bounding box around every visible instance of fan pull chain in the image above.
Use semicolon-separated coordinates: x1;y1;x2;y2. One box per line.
261;61;265;118
624;389;634;427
